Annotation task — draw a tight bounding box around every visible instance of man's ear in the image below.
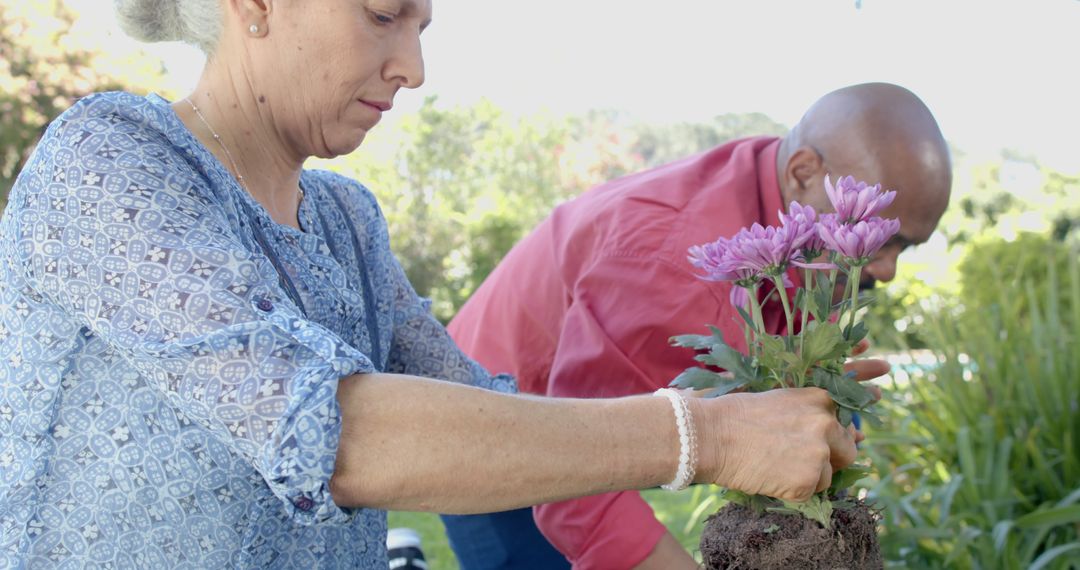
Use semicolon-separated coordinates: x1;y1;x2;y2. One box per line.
785;146;824;194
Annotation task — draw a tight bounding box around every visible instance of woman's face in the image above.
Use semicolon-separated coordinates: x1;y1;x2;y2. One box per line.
252;0;431;158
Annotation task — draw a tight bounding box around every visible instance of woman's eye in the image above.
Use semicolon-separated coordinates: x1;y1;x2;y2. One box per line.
372;11;395;24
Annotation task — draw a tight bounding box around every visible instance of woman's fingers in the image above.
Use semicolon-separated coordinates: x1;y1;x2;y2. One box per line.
815;461;833;494
826;418;858;470
701;388;861;503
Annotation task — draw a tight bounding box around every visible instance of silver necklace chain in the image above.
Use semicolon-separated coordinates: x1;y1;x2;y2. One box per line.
183;97;303;201
185;97;249;190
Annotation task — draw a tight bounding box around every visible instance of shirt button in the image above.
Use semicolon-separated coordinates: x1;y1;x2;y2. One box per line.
293;496;314;512
256;298;274;312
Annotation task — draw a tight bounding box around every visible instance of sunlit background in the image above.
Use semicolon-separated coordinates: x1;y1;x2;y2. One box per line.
44;0;1080;301
2;1;1078;567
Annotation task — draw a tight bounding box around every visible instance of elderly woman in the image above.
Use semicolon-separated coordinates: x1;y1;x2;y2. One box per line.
0;0;872;567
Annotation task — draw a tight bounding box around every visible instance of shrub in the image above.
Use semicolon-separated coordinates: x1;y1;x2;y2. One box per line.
864;234;1080;569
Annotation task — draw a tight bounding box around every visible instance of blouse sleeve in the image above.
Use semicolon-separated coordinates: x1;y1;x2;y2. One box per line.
10;107;372;525
382;245;516;394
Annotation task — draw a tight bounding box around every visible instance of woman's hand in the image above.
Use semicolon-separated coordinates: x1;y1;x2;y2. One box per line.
692;388;857;502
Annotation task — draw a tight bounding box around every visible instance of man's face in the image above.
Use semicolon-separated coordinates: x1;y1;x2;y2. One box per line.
801;158;951;296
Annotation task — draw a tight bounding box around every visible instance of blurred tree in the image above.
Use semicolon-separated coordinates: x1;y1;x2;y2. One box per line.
632;112;788;168
940;153;1080;246
860;279;937;351
326;97;642;322
957;232;1078;326
0;0;164;208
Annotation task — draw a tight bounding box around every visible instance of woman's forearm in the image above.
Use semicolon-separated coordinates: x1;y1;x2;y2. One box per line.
330;373;681;513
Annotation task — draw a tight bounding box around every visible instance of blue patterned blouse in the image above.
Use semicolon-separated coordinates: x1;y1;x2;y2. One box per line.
0;92;515;569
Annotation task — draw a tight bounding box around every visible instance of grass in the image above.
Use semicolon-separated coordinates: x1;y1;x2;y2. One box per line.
387;486;728;569
387;511;459;569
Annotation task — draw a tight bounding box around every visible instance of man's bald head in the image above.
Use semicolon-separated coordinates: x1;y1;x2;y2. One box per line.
776;82;953;286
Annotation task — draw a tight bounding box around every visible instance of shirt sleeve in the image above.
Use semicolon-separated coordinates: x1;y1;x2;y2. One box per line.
534;253;737;569
383;252;517;394
11;111;373;525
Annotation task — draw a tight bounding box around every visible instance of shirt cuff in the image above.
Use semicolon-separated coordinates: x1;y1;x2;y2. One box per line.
253;296;375;525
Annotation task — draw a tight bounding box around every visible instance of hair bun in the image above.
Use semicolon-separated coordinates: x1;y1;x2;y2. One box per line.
113;0;220;52
114;0;186;43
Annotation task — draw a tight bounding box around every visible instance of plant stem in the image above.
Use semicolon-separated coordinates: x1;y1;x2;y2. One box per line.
828;267;839;317
743;314;753;358
800;269;814;345
846;266;862;336
799;268;814;387
749;282;766;345
772;275;795;347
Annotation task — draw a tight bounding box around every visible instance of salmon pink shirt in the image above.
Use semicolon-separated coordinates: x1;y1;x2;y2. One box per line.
448;136;799;569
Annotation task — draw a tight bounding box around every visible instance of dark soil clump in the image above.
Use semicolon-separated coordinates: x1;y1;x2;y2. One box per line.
699;500;882;569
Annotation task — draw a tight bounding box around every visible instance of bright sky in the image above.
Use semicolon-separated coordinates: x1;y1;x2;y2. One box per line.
58;0;1077;291
78;0;1080;173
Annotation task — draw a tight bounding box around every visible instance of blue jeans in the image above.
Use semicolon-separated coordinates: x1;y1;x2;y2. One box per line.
441;509;571;570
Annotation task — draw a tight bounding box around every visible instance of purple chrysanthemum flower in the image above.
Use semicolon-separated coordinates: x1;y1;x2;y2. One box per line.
688;237;759;283
689;223;800;283
729;285;750;311
818;215;902;265
824;175;897;224
780;201;833;268
780;201;817;250
725;223;798;277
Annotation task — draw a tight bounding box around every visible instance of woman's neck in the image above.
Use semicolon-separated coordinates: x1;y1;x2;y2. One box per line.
175;64;305;229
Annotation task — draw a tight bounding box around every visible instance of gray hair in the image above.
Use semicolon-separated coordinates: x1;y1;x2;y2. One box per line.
114;0;223;54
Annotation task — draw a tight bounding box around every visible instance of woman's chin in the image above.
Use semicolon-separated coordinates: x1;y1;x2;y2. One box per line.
319;130;370;159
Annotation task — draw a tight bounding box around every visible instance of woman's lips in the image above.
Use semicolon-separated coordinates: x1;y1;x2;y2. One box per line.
359;99;392;112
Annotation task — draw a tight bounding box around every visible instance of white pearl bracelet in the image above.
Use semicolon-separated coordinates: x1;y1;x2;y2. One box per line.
654;388;697;491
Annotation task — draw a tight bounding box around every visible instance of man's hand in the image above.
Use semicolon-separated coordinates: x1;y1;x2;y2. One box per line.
844;339;890;396
842;338;888;442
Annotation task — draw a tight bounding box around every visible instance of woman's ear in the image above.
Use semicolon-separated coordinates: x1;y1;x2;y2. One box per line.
233;0;272;35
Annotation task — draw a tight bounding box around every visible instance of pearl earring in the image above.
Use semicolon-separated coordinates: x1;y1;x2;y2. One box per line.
249;24;259;34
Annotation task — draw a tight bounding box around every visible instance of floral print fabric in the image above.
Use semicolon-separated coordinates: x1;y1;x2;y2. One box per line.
0;92;514;568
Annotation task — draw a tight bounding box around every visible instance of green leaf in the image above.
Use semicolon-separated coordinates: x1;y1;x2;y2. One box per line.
669;367;725;390
794;288;818;323
829;464;872;494
670;333;720;351
800;323;848;366
779;352;803;369
1014;505;1080;529
1030;543;1080;570
808;368;875;409
696;342;757;382
845;320;869;345
756;334;788;373
763;524;780;534
837;407;854;427
833;293;875;315
775;494;834;529
700;382;748;398
853;408;883;428
812;276;835;322
722;489;752;506
735;305;756;331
